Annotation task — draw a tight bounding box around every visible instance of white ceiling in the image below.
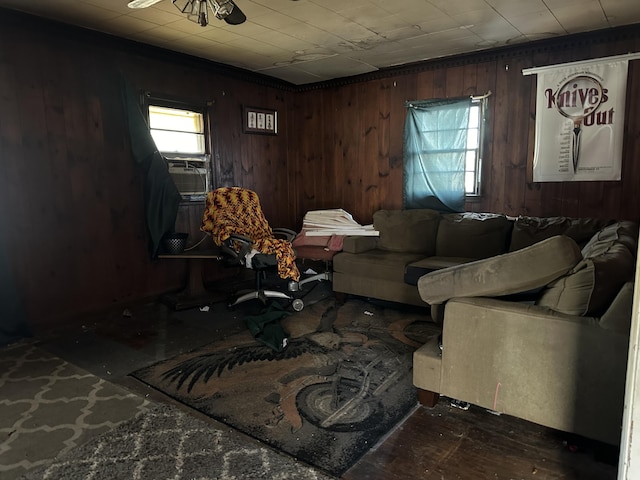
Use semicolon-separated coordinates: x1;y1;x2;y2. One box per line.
1;0;639;85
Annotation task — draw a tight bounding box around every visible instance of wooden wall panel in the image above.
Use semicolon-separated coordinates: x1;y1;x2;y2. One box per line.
485;58;509;214
320;89;339;211
339;84;363;221
388;74;416;213
376;79;392;209
444;65;465;97
289;89;326;226
500;56;533;216
621;58;640;221
357;81;381;218
470;61;497;213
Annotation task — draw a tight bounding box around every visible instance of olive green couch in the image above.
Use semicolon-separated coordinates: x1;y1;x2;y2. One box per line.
332;209;611;307
332;208;638;445
414;221;638;445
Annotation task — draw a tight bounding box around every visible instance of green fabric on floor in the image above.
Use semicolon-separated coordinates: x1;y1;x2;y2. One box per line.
244;304;291;352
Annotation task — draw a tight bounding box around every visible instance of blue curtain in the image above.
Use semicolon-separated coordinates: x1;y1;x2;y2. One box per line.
403;97;472;212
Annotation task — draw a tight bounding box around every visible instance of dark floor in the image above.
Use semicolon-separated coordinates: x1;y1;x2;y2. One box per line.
15;277;620;480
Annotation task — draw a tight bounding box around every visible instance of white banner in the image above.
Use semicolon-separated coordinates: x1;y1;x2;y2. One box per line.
529;58;629;182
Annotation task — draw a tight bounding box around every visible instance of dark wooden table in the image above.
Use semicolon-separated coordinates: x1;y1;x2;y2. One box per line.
158;248;225;310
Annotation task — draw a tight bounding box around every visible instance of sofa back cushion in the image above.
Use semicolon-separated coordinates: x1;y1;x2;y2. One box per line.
537;221;638;316
436;212;512;259
373;209;440;254
509;216;612;252
581;220;638;256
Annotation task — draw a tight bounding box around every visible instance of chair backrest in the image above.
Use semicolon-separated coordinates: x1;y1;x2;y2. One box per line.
201;187;273;246
201;187;299;281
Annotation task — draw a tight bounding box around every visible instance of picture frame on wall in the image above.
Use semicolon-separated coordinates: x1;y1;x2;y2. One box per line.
242;106;277;135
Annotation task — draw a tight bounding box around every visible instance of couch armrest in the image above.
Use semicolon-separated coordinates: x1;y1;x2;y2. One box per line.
341;236;378;253
439;297;628;445
418;235;582;305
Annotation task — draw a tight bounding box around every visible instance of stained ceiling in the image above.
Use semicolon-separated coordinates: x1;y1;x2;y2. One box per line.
1;0;639;85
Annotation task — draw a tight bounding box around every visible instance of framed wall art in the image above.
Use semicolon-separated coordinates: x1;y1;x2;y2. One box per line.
242;106;277;135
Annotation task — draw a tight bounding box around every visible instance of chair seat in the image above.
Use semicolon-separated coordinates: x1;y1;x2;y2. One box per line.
250;252;279;270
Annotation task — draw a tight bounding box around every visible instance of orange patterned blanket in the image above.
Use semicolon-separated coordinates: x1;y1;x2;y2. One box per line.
201;187;300;281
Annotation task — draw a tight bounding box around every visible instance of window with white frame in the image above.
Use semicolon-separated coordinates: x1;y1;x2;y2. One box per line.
146;98;211;200
148;105;206;155
464;99;485;196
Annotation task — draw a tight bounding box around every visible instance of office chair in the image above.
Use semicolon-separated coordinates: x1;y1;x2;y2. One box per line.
201;187;305;311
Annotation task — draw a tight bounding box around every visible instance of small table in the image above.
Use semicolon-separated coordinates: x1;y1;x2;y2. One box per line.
158;248;225;310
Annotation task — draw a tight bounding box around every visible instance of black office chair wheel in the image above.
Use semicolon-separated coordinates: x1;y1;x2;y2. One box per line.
292;298;304;312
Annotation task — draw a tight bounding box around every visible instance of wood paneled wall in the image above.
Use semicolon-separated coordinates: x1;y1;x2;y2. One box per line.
1;8;638;328
0;11;294;327
288;26;640;226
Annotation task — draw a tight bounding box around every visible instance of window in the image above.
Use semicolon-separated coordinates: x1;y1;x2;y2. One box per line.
148;105;205;154
403;96;487;212
464;99;485;196
146;97;211;200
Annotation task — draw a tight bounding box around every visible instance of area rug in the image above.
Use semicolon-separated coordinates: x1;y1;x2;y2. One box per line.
1;342;150;480
20;402;333;480
131;298;438;476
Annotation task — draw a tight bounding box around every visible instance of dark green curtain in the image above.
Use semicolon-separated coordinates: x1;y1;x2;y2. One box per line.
120;76;182;258
403;97;471;213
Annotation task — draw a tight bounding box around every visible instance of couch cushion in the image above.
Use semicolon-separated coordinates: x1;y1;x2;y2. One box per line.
333;250;425;282
537;222;638;316
435;212;512;259
509;216;613;252
404;256;476;286
342;235;378;254
373;209;440;254
418;235;582;305
581;220;638;258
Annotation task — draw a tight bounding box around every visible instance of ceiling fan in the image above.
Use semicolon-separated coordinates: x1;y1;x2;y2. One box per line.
128;0;246;26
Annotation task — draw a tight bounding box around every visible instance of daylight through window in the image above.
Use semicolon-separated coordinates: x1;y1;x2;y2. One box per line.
464;100;484;196
148;105;205;154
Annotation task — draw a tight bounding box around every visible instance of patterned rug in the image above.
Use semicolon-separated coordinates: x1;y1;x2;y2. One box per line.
131;298;439;477
20;402;333;480
0;343;150;480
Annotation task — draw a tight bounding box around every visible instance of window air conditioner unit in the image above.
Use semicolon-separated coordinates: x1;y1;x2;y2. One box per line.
164;155;210;200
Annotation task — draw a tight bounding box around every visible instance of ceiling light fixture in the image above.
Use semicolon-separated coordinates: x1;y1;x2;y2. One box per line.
127;0;164;8
172;0;246;26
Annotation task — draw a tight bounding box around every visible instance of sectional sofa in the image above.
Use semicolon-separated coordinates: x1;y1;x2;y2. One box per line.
332;209;614;307
332;209;638;445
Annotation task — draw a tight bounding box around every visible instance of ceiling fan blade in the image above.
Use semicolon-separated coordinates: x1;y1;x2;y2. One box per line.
224;2;246;25
127;0;164;8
